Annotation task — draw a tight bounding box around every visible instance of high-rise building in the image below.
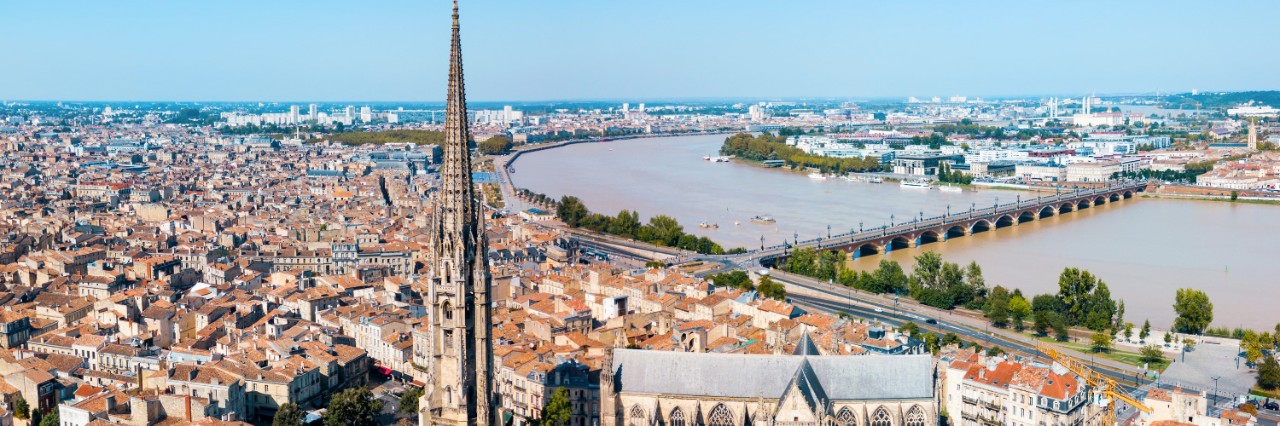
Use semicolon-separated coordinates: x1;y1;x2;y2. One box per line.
419;2;494;426
360;106;373;123
637;103;645;113
289;105;300;123
308;103;318;120
1248;118;1258;150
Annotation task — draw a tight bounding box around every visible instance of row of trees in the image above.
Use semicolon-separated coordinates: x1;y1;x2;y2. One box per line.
478;135;513;154
936;162;973;185
783;250;1126;339
784;250;988;310
719;132;884;174
706;270;787;300
555;196;730;254
318;129;446;146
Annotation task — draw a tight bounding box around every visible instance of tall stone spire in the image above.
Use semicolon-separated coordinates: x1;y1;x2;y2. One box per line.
421;1;494;425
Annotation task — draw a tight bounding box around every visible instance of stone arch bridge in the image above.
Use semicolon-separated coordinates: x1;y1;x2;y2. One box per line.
755;182;1148;266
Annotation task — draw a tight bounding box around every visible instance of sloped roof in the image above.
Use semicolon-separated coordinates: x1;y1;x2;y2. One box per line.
611;349;932;401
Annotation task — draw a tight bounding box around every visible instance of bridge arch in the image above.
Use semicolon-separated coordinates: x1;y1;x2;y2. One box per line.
1077;199;1091;209
918;230;943;246
1094;196;1107;205
1059;202;1074;213
946;226;967;239
995;214;1016;228
1123;190;1134;199
970;219;992;234
1039;205;1056;218
887;236;912;252
853;243;881;259
1017;211;1037;223
1109;193;1121;202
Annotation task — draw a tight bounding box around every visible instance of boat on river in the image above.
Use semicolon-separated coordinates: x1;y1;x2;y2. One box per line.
900;179;932;189
808;172;828;180
938;185;963;193
750;215;776;224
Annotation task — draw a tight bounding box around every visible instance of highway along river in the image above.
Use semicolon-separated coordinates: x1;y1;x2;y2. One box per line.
511;134;1279;329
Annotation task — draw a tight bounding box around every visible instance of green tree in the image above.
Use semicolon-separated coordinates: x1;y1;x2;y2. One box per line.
870;260;908;294
786;247;818;276
639;215;684;246
13;397;27;420
324;386;384;426
1258;354;1280;390
399;386;425;415
541;388;573;426
708;270;754;291
986;346;1004;356
922;333;941;354
1057;267;1097;325
1033;311;1054;336
1140;345;1166;364
1008;295;1031;331
985;286;1011;327
274;403;305;426
1123;322;1134;341
477;135;514;154
1052;315;1070;341
1091;331;1112;353
900;321;921;336
1140;320;1152;342
757;275;787;301
1173;288;1214;334
38;409;58;426
1114;300;1126;331
555;196;588;227
1164;329;1174;345
942;333;961;347
608;210;641;238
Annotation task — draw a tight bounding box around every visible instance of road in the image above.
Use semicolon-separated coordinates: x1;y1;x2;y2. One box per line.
774;271;1152;392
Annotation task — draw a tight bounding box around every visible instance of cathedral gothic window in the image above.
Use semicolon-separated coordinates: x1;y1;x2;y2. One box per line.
870;408;891;426
836;408;857;426
630;405;647;426
708;404;734;426
904;406;925;426
670;407;686;426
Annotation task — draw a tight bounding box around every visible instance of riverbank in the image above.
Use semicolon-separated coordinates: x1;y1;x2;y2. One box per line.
1141;192;1280;206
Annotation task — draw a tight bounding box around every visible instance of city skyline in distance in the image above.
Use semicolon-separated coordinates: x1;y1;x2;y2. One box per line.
2;0;1278;102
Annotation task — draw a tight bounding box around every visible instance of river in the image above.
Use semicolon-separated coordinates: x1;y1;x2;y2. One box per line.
511;134;1279;330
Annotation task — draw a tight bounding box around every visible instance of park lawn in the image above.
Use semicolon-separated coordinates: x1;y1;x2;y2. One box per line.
1025;333;1172;372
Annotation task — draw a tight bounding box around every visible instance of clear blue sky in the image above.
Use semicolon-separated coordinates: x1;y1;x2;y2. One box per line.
2;1;1277;102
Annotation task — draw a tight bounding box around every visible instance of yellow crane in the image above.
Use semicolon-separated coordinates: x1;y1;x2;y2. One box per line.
1037;343;1152;425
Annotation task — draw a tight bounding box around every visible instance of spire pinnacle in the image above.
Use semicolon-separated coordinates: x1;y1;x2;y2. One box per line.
452;0;459;29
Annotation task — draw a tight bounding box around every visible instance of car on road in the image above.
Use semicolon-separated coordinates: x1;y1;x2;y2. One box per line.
874;307;884;313
925;318;938;324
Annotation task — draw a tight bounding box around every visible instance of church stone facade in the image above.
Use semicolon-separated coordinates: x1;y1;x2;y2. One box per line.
601;340;938;426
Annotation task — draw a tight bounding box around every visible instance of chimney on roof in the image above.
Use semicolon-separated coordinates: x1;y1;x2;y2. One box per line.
185;394;192;422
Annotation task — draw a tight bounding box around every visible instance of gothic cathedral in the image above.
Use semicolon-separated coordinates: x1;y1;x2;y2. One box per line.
420;2;495;426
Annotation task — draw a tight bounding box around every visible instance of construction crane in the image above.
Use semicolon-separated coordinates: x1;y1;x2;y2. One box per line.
1038;343;1152;425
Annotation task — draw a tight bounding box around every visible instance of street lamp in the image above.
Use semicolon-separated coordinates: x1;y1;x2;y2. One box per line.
947;204;951;217
1016;194;1021;205
827;224;831;239
1211;376;1221;407
890;214;895;227
859;220;864;233
760;235;765;251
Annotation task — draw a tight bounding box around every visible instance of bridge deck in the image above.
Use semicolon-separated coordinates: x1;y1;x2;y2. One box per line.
750;181;1148;263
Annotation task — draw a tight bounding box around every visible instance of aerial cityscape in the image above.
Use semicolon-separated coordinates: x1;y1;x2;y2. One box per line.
1;1;1278;426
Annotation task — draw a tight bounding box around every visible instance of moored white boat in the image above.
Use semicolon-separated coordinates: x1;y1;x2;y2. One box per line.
900;179;932;189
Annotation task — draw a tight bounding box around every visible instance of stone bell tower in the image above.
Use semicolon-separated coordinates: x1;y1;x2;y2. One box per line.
420;1;494;425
